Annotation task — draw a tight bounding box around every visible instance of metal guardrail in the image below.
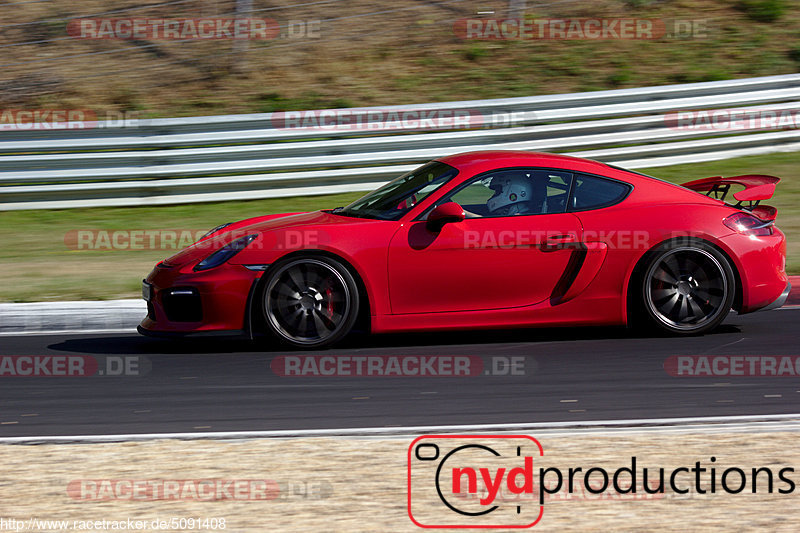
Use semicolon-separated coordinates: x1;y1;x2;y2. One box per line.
1;74;799;210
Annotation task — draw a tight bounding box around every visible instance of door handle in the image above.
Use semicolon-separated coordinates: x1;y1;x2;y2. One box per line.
546;234;577;244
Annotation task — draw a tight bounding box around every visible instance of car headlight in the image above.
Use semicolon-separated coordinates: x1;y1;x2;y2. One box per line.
194;234;258;272
200;222;233;240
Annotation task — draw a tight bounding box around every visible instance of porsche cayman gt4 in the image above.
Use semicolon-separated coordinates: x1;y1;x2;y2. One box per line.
139;151;789;348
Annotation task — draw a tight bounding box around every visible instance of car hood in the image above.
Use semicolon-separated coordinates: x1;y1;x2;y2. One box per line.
161;210;388;268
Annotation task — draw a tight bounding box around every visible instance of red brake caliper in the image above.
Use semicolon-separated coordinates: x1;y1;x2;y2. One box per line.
326;284;334;318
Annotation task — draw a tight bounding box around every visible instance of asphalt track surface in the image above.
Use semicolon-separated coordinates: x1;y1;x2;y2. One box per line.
0;308;798;437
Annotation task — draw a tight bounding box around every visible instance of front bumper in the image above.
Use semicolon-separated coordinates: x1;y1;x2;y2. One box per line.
137;325;247;338
138;261;262;336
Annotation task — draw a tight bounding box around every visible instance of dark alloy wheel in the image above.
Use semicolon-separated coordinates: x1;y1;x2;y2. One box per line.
262;256;360;348
640;243;735;335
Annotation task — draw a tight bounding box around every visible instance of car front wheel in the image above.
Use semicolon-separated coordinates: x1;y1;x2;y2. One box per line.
261;256;359;348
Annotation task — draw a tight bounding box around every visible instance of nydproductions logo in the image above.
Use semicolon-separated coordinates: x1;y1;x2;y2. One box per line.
408;435;544;528
408;436;797;528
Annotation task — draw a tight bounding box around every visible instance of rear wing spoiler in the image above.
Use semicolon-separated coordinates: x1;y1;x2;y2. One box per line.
681;175;779;215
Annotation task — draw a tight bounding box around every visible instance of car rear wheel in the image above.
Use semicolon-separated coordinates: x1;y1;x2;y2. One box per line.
640;243;734;335
262;256;359;348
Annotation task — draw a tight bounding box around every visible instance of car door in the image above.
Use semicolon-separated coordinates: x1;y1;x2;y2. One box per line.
387;168;583;315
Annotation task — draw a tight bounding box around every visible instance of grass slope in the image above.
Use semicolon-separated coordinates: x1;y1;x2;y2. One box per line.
2;0;799;116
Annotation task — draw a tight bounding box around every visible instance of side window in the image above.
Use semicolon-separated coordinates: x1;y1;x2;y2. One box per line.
569;173;631;211
445;169;573;218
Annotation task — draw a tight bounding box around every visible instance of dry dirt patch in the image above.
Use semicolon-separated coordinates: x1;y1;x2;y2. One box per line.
1;431;799;531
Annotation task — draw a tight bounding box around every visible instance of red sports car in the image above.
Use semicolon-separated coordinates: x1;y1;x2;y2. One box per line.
139;151;789;348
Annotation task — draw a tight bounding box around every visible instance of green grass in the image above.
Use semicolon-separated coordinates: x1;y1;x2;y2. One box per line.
0;193;365;302
0;151;796;302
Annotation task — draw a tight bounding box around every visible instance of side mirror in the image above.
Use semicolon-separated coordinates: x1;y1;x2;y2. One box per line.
426;202;465;232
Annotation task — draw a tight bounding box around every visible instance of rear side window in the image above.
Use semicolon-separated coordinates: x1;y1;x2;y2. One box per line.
569;173;631;211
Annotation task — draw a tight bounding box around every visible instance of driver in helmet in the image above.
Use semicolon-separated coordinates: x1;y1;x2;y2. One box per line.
486;174;541;216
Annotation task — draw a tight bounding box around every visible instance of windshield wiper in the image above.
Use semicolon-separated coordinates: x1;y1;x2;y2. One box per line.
330;206;365;218
329;208;383;220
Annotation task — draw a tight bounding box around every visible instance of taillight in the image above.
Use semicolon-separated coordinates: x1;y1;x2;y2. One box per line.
723;211;773;237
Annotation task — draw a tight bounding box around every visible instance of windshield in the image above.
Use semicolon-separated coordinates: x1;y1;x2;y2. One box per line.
335;162;458;220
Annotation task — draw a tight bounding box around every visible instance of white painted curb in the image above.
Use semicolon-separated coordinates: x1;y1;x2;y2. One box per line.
0;299;145;335
2;414;799;445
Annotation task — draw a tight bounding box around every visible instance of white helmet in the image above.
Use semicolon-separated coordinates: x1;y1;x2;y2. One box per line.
487;175;535;215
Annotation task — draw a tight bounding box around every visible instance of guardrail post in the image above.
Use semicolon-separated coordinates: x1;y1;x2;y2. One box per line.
233;0;253;73
508;0;526;19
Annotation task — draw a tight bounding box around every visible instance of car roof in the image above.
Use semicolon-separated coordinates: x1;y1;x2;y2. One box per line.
433;150;722;207
435;150;614;175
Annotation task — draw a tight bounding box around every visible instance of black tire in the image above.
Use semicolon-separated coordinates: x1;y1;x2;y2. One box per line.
637;241;735;335
260;256;360;348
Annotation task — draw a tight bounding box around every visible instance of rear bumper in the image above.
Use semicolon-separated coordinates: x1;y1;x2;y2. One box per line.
759;281;791;312
718;228;787;313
